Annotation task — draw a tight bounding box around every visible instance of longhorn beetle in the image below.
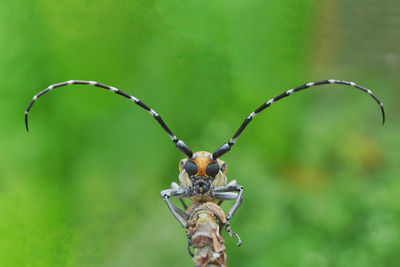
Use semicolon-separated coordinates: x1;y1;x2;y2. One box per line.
25;79;385;252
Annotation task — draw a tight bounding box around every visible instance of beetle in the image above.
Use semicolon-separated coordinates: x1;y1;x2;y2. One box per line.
25;79;385;251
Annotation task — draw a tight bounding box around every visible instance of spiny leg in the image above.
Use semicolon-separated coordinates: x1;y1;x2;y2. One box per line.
160;187;190;228
212;184;243;246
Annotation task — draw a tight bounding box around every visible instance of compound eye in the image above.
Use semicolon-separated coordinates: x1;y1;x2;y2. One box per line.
206;162;220;177
184;161;198;176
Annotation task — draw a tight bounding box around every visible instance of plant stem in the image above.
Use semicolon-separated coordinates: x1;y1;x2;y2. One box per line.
186;202;227;267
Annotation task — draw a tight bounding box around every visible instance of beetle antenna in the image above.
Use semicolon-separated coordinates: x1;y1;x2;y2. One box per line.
25;80;193;158
213;79;385;159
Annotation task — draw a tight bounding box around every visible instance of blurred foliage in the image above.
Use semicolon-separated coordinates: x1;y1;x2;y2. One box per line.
0;0;399;266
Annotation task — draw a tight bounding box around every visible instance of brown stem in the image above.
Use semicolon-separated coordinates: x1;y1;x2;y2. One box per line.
186;202;227;267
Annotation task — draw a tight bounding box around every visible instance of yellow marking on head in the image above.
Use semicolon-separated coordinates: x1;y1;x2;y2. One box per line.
179;151;228;179
192;151;213;176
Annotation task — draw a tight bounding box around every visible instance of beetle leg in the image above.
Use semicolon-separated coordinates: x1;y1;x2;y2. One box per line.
179;198;188;210
216;180;238;205
187;237;194;257
173;204;189;220
212;184;244;246
212;192;238;200
160;187;190;228
171;182;189;210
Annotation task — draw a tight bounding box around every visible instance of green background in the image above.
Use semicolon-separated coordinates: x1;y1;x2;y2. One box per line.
1;0;399;266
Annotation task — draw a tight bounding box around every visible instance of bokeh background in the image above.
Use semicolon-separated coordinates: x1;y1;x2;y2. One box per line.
1;0;399;266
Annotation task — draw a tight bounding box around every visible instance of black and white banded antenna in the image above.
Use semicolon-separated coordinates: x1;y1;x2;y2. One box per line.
25;80;193;158
213;79;385;159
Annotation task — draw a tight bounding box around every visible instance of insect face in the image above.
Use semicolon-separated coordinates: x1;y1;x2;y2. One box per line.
179;151;228;194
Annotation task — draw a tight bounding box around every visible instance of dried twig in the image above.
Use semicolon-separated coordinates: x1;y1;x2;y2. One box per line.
186;202;227;267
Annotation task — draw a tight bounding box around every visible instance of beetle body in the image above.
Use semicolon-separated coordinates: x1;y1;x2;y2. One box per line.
25;79;385;254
